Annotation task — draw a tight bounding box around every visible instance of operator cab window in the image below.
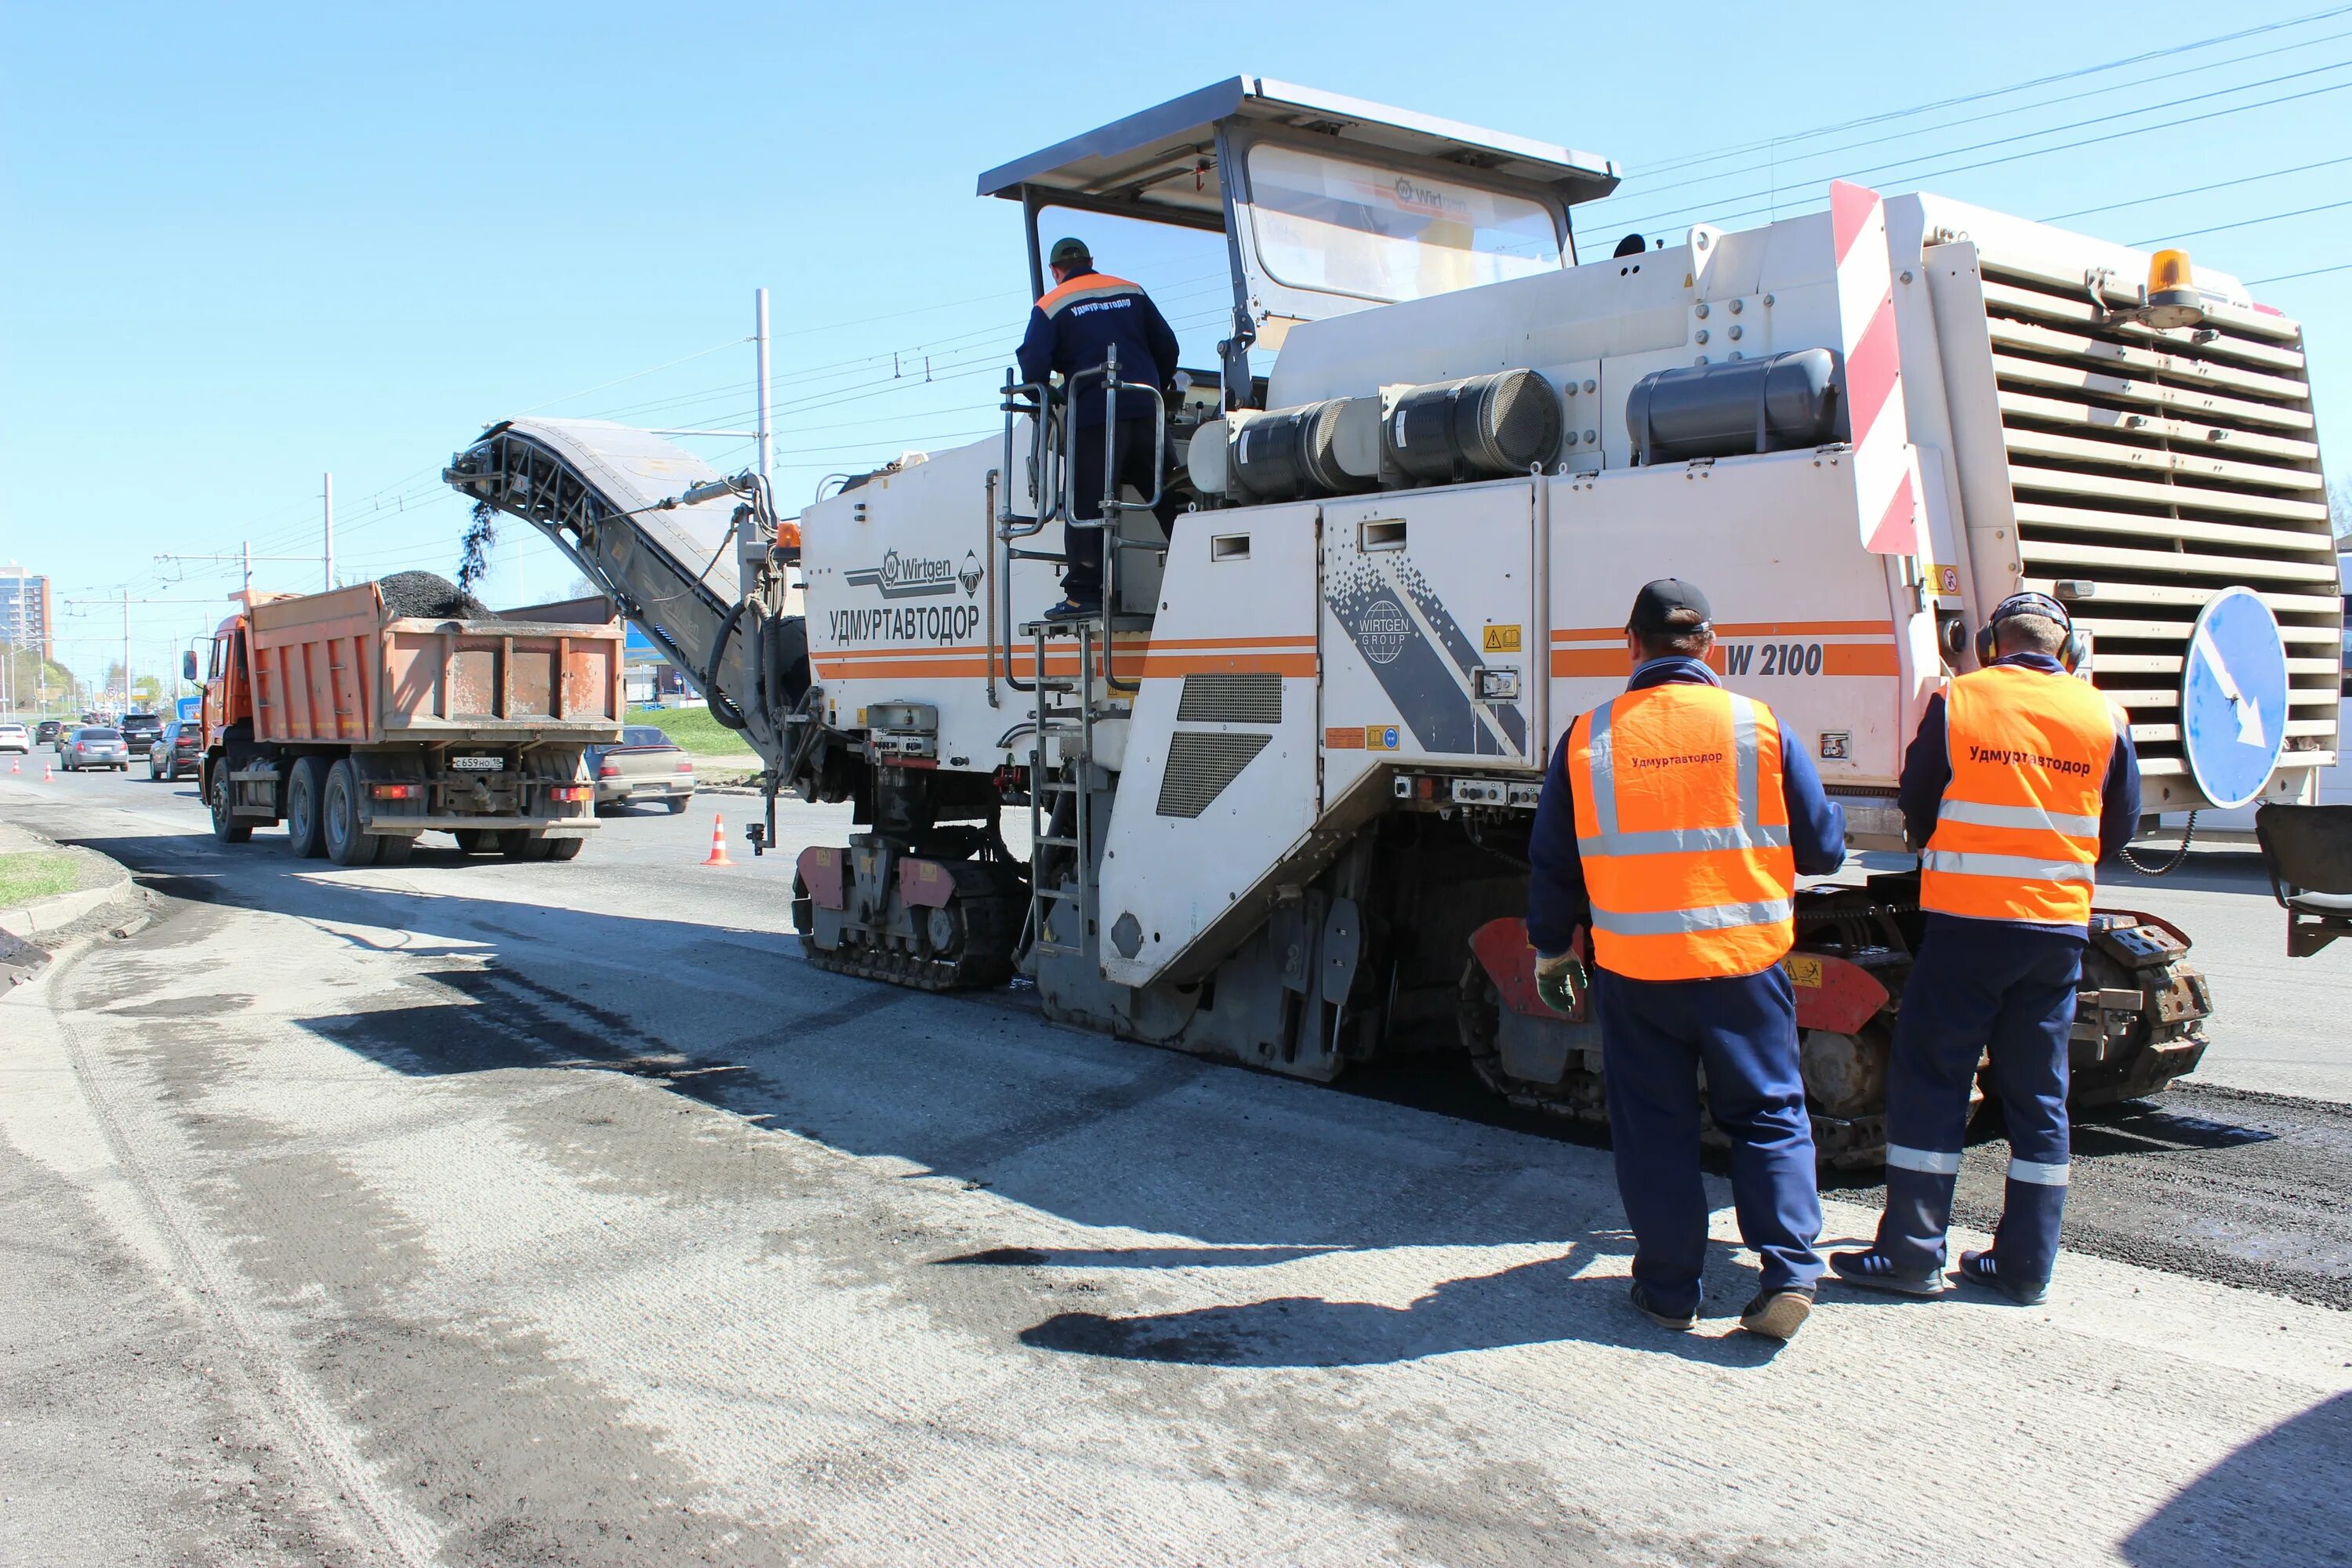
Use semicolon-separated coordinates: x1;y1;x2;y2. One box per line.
1244;143;1561;305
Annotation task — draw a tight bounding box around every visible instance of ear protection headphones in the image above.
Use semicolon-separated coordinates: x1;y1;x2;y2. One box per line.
1975;591;2089;673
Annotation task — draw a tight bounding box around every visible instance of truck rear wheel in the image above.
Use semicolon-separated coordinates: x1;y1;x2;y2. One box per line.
543;836;584;862
375;833;416;866
453;829;496;855
209;766;252;844
322;759;382;868
497;830;554;862
285;756;328;859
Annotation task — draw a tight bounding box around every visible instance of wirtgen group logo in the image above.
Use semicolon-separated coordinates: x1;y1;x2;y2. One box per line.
1359;597;1411;665
845;550;967;600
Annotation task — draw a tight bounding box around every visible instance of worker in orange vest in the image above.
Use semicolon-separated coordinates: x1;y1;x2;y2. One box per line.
1526;580;1849;1341
1832;593;2140;1306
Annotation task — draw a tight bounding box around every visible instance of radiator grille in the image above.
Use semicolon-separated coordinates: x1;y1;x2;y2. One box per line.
1156;731;1272;818
1176;672;1283;724
1973;253;2343;784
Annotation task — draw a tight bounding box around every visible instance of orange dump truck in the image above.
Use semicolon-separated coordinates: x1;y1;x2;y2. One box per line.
192;583;625;866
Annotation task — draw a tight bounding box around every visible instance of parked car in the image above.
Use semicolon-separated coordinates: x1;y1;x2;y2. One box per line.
587;724;695;813
147;720;201;781
61;725;129;771
34;719;62;746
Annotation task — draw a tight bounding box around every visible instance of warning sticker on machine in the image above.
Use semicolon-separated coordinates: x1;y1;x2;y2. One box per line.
1324;726;1365;749
1483;624;1523;653
1366;725;1402;751
1784;955;1824;988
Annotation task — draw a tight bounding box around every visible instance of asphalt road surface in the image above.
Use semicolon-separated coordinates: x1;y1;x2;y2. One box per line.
3;764;2348;1566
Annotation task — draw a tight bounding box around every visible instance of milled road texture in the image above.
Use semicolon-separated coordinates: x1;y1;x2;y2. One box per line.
3;769;2350;1566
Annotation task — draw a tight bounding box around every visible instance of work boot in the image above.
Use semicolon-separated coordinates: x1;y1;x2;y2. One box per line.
1041;593;1100;622
1737;1289;1813;1341
1958;1248;2049;1306
1627;1281;1697;1331
1828;1249;1944;1297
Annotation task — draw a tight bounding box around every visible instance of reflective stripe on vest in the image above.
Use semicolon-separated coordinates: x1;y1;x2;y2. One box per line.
1569;684;1798;982
1920;664;2115;927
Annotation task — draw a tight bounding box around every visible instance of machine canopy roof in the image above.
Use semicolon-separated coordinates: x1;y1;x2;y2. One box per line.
975;76;1619;229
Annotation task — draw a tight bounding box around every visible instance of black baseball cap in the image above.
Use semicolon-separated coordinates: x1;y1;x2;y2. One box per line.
1628;578;1713;635
1048;237;1091;267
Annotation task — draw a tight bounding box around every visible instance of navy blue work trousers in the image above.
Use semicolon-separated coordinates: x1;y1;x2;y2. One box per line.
1594;964;1824;1314
1875;914;2079;1286
1062;416;1165;597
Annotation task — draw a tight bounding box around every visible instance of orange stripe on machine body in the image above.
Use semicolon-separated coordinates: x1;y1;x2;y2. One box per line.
1552;620;1895;641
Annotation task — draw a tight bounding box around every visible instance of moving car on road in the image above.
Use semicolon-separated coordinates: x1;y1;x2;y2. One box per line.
0;722;28;755
61;725;129;771
589;725;696;814
147;720;201;782
34;720;61;746
118;713;163;750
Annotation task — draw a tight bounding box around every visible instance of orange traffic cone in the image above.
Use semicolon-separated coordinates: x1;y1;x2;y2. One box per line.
701;812;734;867
8;758;16;774
42;762;53;782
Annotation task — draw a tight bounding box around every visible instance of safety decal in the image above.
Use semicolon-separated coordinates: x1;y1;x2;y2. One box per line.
1784;955;1824;988
1324;726;1366;750
1366;725;1402;752
1327;559;1526;758
1819;731;1852;760
1483;624;1523;653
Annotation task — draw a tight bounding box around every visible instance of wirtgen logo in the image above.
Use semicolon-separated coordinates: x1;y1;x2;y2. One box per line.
845;550;961;600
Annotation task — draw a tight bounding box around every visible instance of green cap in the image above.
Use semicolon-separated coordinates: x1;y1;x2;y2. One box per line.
1047;236;1091;267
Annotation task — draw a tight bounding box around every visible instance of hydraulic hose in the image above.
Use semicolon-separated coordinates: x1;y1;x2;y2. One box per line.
699;597;753;733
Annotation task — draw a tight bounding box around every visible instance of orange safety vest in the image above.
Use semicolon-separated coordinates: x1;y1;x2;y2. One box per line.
1568;683;1798;982
1919;664;2119;927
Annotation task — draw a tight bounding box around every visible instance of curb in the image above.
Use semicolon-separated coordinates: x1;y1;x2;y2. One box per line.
0;865;134;941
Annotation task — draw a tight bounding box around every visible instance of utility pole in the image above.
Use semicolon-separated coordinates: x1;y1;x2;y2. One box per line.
755;288;773;490
323;473;336;590
122;587;130;712
243;540;252;595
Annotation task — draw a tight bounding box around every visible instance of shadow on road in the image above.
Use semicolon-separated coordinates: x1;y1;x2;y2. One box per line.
2122;1389;2352;1566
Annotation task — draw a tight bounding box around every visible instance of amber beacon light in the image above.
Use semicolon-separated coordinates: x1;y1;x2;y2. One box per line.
2143;248;2206;330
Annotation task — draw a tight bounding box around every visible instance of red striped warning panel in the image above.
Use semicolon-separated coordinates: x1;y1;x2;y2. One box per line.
1831;180;1922;557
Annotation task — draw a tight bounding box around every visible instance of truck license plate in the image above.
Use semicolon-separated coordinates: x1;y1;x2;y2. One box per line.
451;756;504;771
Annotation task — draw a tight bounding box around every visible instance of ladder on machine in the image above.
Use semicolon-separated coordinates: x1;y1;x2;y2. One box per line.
995;347;1168;963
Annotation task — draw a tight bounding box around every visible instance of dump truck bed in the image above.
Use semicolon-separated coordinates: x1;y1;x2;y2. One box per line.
245;583;624;746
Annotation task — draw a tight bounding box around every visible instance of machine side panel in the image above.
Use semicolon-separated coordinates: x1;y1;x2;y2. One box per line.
1319;480;1536;799
1097;501;1323;989
800;439;1037;767
1545;453;1907;789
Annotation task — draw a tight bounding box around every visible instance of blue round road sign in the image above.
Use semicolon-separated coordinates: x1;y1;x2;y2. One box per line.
2180;586;2290;811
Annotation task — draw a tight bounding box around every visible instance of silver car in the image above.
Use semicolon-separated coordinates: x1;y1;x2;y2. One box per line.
61;725;129;771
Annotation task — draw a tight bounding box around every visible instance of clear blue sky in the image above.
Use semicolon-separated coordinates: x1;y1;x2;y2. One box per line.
5;0;2347;689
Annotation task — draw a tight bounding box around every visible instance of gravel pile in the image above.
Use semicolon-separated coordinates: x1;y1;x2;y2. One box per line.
377;571;496;622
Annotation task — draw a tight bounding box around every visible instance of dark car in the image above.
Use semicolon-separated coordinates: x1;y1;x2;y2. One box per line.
34;719;62;745
118;713;164;748
147;720;201;781
61;725;129;771
587;724;697;813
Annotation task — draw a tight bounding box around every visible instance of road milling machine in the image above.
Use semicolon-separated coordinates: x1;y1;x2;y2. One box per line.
447;78;2344;1162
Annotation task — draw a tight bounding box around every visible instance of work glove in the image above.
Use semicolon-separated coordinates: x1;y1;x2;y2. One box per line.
1533;950;1588;1018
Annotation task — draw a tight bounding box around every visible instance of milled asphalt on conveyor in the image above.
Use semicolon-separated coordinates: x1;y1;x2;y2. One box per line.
11;765;2349;1314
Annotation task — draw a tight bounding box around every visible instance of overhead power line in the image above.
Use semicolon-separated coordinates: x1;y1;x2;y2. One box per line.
2135;196;2352;245
1630;3;2352;177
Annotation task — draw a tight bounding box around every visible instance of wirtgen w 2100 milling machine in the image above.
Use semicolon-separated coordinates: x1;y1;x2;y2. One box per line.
447;79;2343;1162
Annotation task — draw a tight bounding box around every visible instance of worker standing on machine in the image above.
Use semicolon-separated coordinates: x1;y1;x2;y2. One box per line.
1017;238;1180;622
1833;593;2139;1306
1526;580;1848;1341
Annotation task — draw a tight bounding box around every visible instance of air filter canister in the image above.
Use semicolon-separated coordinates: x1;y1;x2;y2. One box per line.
1625;347;1842;465
1384;369;1565;485
1230;398;1370;501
